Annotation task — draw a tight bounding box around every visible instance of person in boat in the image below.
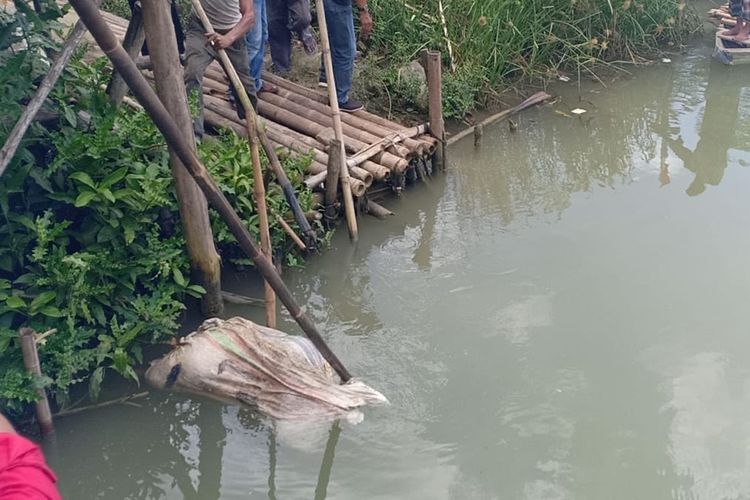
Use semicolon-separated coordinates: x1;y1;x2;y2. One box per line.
722;0;750;41
183;0;257;137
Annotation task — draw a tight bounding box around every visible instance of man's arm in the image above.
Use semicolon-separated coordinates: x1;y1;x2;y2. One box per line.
355;0;373;39
206;0;255;49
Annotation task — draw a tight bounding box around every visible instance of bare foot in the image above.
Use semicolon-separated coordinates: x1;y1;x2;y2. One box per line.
721;23;742;36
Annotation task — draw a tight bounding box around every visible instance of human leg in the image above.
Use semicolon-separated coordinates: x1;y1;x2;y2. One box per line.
183;16;216;137
224;35;258;116
736;0;750;40
245;0;266;90
268;0;293;73
322;0;356;106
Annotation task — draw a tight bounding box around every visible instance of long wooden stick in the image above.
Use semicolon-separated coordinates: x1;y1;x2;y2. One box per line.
315;0;358;241
106;1;145;104
19;328;54;435
447;91;552;146
0;20;89;178
190;0;277;327
68;0;352;382
191;0;317;250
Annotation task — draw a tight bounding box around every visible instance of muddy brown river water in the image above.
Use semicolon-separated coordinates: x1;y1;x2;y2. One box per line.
46;26;750;500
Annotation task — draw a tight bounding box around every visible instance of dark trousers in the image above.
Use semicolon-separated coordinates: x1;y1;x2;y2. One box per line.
184;15;257;137
267;0;312;72
128;0;185;55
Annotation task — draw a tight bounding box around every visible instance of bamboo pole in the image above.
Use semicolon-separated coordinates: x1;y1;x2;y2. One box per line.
277;215;307;250
19;328;54;435
190;0;279;326
0;20;89;178
107;1;145;104
68;0;352;382
424;50;445;171
446;91;551;146
367;199;393;218
315;0;358;241
325;139;342;223
190;0;317;250
142;0;224;316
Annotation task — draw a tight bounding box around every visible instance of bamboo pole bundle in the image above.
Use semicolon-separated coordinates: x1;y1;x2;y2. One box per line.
201;108;368;196
254;98;408;172
263;71;437;148
203;98;383;188
258;92;412;159
263;88;425;156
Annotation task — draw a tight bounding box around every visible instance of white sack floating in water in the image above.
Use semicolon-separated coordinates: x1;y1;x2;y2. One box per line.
146;317;388;421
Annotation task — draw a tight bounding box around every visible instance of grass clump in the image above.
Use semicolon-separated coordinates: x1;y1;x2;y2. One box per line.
365;0;700;118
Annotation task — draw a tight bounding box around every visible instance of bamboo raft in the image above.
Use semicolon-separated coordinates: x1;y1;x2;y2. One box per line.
93;11;438;203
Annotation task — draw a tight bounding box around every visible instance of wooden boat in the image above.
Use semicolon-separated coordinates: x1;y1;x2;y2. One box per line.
713;31;750;65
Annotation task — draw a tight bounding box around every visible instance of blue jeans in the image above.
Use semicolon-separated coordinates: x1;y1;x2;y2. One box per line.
245;0;268;91
319;0;356;104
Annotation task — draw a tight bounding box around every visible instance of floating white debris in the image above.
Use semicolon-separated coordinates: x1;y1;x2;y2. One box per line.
571;108;587;115
558;75;571;82
662;57;672;63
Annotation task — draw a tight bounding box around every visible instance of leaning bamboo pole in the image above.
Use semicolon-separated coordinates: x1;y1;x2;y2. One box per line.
0;19;89;178
314;0;358;241
68;0;352;381
189;0;276;327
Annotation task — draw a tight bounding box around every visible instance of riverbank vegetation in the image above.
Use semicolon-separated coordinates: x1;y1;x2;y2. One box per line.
0;2;316;414
361;0;700;118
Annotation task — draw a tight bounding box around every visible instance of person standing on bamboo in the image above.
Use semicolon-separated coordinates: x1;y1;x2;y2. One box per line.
319;0;373;113
184;0;257;137
245;0;279;94
267;0;318;75
721;0;750;41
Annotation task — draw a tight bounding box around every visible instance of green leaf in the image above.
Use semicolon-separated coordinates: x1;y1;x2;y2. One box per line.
74;190;97;207
101;188;116;203
6;295;26;309
100;167;128;189
0;279;10;290
40;306;64;318
70;172;96;189
29;291;56;313
63;106;77;127
172;267;187;287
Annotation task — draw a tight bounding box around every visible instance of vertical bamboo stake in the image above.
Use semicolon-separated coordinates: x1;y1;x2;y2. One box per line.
19;328;54;435
189;0;276;327
315;0;358;241
324;138;342;223
424;50;445;171
474;123;483;147
107;1;145;104
142;0;224;317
